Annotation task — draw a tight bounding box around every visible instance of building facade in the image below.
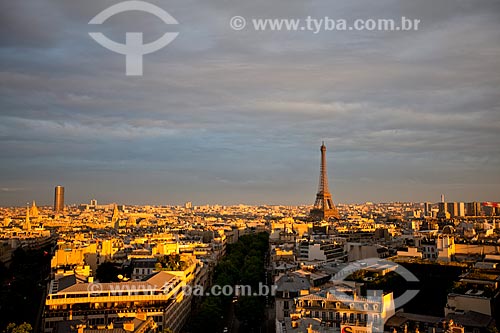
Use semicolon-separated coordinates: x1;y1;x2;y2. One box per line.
54;185;65;213
43;256;203;333
283;283;395;333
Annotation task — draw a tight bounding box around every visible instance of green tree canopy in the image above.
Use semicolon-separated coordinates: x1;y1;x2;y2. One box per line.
3;323;32;333
95;262;121;282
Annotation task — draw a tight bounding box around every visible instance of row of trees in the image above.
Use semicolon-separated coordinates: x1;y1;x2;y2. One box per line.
188;232;269;333
156;253;186;271
2;323;32;333
95;261;132;282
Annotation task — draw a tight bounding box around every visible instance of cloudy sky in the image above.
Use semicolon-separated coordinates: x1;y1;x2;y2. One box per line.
1;0;499;206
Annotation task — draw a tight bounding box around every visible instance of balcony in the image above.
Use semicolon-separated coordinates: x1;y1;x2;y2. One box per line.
43;304;173;319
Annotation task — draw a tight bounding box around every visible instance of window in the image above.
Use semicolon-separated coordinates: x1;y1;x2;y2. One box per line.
284;301;289;310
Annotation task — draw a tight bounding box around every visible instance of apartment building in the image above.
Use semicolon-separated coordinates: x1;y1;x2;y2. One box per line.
291;285;395;333
43;255;203;333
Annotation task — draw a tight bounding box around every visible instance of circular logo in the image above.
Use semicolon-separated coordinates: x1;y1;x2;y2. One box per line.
88;282;103;295
230;16;247;31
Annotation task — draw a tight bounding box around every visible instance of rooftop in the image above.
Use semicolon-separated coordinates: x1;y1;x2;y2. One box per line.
52;271;177;295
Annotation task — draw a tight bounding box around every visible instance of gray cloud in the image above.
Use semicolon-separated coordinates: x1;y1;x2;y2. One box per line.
0;0;499;205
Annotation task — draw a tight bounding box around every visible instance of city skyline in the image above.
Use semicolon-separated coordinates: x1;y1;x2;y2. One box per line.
1;141;499;207
0;181;497;208
1;0;500;206
1;1;500;333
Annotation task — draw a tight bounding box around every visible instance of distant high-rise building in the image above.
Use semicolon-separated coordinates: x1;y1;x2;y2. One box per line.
457;202;465;217
437;201;449;219
483;206;494;216
441;194;445;203
310;142;340;220
481;202;500;216
54;185;65;212
447;202;458;217
90;199;97;207
465;202;482;216
184;201;193;209
423;202;432;217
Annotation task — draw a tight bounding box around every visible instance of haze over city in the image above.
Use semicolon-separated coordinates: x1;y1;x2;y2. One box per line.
1;0;500;206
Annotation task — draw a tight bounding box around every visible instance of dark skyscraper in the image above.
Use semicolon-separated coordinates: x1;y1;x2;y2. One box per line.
466;202;482;217
310;142;340;220
54;185;65;212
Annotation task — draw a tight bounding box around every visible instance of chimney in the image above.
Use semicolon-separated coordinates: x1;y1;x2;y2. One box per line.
123;321;135;332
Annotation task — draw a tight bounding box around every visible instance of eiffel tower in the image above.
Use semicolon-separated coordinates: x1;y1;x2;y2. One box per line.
310;142;340;220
